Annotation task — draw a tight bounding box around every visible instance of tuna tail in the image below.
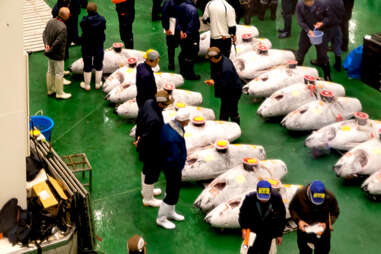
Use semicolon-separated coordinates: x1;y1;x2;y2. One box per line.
242;85;250;95
204;214;212;224
193;199;202;209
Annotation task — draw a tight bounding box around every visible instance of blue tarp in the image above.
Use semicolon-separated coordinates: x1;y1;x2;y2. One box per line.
343;45;363;79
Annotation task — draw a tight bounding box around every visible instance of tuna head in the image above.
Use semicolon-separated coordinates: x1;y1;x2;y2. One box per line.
204;196;243;228
334;149;369;178
194;180;228;212
305;127;336;149
361;169;381;197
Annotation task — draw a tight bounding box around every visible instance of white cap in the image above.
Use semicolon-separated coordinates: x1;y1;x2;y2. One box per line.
175;109;190;122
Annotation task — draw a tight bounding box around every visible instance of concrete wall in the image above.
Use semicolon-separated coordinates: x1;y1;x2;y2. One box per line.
0;0;28;209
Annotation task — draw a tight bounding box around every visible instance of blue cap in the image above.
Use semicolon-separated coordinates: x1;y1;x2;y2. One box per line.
257;180;272;201
309;180;326;205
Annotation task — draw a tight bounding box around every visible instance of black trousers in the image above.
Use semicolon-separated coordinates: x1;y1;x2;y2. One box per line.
296;30;329;66
241;1;255;25
248;234;273;254
64;15;80;59
143;160;161;185
341;7;353;50
117;11;134;49
210;38;232;58
166;33;180;66
281;0;297;33
152;0;163;19
179;34;200;78
258;0;278;20
82;46;104;72
219;93;241;123
297;230;331;254
163;168;182;205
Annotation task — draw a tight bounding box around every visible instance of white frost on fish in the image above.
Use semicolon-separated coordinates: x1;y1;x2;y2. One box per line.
362;169;381;197
193;160;288;212
182;144;266;181
234;49;295;80
281;93;362;131
257;81;345;118
242;66;318;98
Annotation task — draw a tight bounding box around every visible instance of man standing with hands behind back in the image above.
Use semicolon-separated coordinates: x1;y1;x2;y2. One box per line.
289;180;340;254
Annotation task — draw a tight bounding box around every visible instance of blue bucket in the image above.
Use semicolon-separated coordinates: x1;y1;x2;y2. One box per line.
308;30;324;45
30;116;54;141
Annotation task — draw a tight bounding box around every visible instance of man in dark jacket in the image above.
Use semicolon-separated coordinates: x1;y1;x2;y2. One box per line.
289;180;340;254
79;2;106;91
135;90;174;208
295;0;331;81
152;0;163;21
341;0;354;51
278;0;298;38
43;7;71;100
257;0;278;21
156;109;189;230
205;47;243;124
114;0;135;49
136;49;160;109
177;0;201;80
239;180;286;254
162;0;181;70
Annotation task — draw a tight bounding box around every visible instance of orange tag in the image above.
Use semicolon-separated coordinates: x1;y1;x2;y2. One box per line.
0;232;3;239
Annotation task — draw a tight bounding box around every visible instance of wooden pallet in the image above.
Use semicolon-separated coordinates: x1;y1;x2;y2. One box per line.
62;153;93;192
24;0;52;53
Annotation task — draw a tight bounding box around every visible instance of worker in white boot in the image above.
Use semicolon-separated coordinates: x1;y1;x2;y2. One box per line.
135;90;174;207
79;2;106;91
43;7;72;99
156;109;189;229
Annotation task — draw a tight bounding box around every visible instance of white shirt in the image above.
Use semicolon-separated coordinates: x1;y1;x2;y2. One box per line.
203;0;237;39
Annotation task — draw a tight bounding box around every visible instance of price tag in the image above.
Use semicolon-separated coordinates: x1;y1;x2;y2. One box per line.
292;90;301;97
236;175;246;184
341;125;351;132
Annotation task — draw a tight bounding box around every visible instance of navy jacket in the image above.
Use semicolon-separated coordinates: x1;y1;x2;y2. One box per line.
136;99;164;162
136;62;157;108
211;56;243;98
177;0;200;36
115;0;135;22
239;190;286;238
162;0;181;32
296;0;330;33
322;0;345;26
160;120;187;171
80;12;106;48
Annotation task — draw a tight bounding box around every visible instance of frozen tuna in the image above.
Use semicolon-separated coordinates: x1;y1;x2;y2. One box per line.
233;49;295;80
70;47;146;74
305;113;381;152
242;65;318;98
281;90;362;131
362;169;381;198
115;90;203;118
193;158;288;212
334;132;381;179
229;37;272;60
105;72;184;103
182;142;266;181
204;181;302;230
257;81;345;118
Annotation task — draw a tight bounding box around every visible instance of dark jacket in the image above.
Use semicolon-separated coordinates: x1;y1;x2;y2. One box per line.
160;120;187;171
343;0;354;20
136;99;164;162
52;0;81;18
162;0;181;32
136;62;157;108
115;0;135;22
323;0;345;26
296;0;330;33
80;12;106;48
289;186;340;236
211;56;243;98
239;190;286;238
43;18;67;60
177;0;200;37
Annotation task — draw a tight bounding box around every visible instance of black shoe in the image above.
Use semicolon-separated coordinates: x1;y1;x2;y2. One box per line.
277;29;285;33
322;64;332;81
185;74;200;81
327;46;333;52
168;63;175;71
310;59;321;66
278;32;290;39
334;56;342;72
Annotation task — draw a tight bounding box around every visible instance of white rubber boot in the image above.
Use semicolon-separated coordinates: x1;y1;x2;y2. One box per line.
95;70;103;90
46;72;55;96
142;183;162;207
156;203;176;230
141;173;162;196
63;78;72;85
168;205;185;221
80;72;92;91
55;76;72;99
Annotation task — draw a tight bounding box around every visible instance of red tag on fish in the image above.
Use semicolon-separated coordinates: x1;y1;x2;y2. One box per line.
336;114;343;122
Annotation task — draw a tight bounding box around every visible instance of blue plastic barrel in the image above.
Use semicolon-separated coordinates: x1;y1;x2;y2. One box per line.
30;116;54;141
308;30;324;45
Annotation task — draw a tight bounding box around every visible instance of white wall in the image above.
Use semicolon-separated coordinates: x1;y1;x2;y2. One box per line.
0;0;28;209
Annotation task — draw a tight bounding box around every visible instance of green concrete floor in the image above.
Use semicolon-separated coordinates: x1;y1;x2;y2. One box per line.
30;1;381;253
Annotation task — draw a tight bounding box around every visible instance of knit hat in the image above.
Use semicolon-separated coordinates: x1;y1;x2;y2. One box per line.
257;180;272;201
127;235;145;253
309;180;326;205
144;49;160;61
175;108;190;122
